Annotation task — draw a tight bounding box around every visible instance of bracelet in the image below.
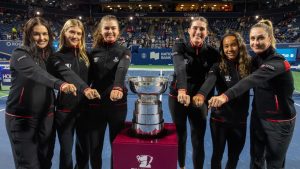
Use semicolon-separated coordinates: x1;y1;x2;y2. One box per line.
113;87;123;92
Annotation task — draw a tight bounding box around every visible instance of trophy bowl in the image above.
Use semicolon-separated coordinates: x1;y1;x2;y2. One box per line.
128;76;169;137
128;76;168;95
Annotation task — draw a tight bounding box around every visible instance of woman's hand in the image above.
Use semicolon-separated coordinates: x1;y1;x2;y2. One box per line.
192;94;205;107
177;89;190;107
208;94;228;108
110;87;123;101
84;88;101;100
60;83;77;96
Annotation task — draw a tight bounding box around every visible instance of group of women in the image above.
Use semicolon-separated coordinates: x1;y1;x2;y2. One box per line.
5;14;296;169
6;15;130;169
171;16;296;169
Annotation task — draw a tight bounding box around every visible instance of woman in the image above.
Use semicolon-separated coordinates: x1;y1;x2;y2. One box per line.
168;16;220;169
5;17;77;169
48;19;100;169
89;15;131;169
208;19;296;169
193;32;251;169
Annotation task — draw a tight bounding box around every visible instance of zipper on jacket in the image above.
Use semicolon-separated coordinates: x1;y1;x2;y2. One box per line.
18;87;24;104
274;95;279;111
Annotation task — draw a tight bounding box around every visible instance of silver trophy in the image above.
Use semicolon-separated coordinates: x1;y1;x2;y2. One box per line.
128;76;168;137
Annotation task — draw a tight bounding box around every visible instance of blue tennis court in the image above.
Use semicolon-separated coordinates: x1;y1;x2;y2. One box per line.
0;69;300;169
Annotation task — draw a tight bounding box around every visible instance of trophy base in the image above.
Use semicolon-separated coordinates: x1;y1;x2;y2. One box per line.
129;121;166;138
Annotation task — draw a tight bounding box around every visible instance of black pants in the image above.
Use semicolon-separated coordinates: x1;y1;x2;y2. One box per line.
5;114;54;169
168;96;207;169
55;109;90;169
75;111;90;169
89;103;127;169
250;116;295;169
210;119;246;169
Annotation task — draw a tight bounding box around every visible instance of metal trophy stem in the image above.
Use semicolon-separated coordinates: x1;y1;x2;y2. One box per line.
128;76;168;137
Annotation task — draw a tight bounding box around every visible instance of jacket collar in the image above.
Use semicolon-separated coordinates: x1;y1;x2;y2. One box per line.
256;46;275;60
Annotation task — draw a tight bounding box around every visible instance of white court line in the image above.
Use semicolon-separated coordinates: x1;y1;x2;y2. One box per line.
295;103;300;107
0;95;8;98
0;108;5;111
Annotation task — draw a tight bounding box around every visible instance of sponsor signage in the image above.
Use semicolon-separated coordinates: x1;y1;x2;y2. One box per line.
276;48;297;62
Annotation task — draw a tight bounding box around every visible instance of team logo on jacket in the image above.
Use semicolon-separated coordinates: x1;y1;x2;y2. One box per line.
225;75;231;82
260;64;275;70
113;57;119;62
93;57;99;63
65;63;72;68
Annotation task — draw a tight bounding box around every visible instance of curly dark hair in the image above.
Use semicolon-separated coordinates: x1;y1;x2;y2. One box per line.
219;32;251;78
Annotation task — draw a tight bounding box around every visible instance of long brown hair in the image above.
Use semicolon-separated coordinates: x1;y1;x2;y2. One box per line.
219;32;251;78
22;17;54;60
93;15;119;48
59;19;89;66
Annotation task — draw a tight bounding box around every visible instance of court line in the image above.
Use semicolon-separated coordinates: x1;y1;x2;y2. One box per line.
0;108;5;111
295;103;300;107
0;95;8;98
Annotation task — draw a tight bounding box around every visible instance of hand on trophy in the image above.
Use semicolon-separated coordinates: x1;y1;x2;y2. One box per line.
192;94;205;107
177;89;190;107
110;87;123;101
84;88;101;100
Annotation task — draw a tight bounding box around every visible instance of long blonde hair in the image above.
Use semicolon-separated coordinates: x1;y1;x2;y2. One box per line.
251;19;276;49
93;15;119;48
59;19;89;66
219;32;251;78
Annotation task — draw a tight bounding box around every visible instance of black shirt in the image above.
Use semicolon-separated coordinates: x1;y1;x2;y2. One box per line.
170;41;220;98
224;47;296;120
6;46;64;117
89;42;131;104
48;46;90;111
199;60;249;125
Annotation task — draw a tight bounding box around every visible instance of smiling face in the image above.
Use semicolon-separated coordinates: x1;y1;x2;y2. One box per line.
222;35;239;60
101;20;119;43
32;24;49;49
250;27;271;54
188;20;208;46
64;26;82;47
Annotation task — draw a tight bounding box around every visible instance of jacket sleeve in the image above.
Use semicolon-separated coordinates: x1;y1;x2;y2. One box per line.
172;43;187;90
47;54;89;93
113;49;131;88
11;49;64;90
197;63;218;98
224;59;289;100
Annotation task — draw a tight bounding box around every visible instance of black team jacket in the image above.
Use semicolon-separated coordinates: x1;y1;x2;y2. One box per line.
169;41;220;99
223;47;296;121
89;42;131;105
47;46;90;111
6;46;65;118
198;60;249;125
